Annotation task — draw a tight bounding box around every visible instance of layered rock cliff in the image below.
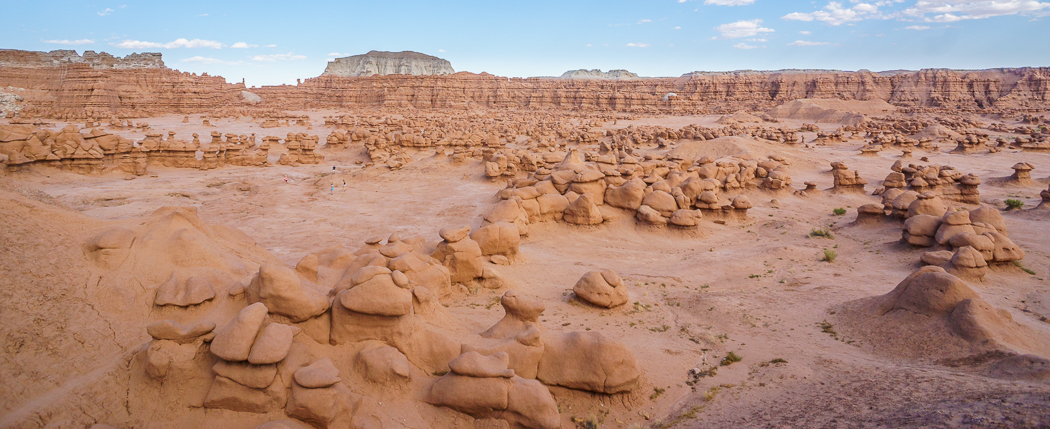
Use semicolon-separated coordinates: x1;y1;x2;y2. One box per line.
560;69;640;80
0;48;1047;118
0;49;164;69
322;50;454;77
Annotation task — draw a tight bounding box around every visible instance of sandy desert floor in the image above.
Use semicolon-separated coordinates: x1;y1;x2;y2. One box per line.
2;110;1049;428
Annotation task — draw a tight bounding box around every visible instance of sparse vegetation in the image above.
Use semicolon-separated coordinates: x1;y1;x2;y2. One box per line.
650;325;671;333
720;351;742;366
833;207;847;216
809;227;834;239
819;320;837;337
650;386;666;400
1013;260;1036;275
822;248;838;263
1005;199;1024;210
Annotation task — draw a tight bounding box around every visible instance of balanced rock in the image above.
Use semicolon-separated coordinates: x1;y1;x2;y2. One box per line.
248;265;330;322
211;303;269;362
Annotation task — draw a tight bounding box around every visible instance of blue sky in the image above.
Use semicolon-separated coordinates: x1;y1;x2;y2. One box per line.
4;1;1049;86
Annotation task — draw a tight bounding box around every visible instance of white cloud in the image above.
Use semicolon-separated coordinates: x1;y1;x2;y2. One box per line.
97;8;113;16
639;18;653;23
181;56;245;65
788;40;834;46
42;39;95;45
252;52;306;62
705;0;757;5
113;38;224;49
905;25;932;29
714;19;775;38
586;44;593;47
902;0;1050;22
782;1;885;26
266;44;277;48
438;49;446;52
231;42;257;48
198;13;208;17
733;42;760;49
673;26;682;29
800;30;812;34
625;42;651;47
326;52;349;57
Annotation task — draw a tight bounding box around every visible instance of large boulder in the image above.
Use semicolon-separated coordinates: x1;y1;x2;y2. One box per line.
573;270;629;308
247;265;330;322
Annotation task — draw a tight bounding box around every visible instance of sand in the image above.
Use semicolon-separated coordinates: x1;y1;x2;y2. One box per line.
2;108;1050;429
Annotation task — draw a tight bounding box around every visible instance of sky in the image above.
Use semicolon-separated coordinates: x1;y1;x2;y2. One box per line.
3;0;1049;87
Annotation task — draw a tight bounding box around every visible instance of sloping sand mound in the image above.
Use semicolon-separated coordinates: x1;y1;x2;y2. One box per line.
668;136;773;161
913;124;962;141
715;111;763;124
833;266;1048;364
767;98;896;124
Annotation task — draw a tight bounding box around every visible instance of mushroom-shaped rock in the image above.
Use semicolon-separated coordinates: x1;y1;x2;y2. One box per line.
640;190;678;217
212;360;278;389
732;195;753;210
903;214;942;247
338;269;413;316
935;211;976;245
968;206;1007;234
86;227;136;268
356;344;412;384
470;222;520;257
635;205;668;225
536;331;641;394
439;225;471;243
669;209;703;227
481;290;545;340
294;357;341;388
945;246;989;281
248;265;330;322
211;303;269;362
985;232;1025;262
604;178;646;210
920;250;955;266
154;275;215;307
147;319;216;343
908;194;947;218
432;235;485;284
573;270;629;308
449;351;516;378
563;194;603;225
855;204;885;225
248;323;295;364
425;372;560;429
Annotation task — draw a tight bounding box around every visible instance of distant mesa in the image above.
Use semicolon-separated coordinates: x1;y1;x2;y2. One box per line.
322;50;454;77
559;69;639;80
0;49;165;69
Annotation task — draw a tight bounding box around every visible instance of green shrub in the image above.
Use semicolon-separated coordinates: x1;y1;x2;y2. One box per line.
833;207;847;216
720;351;743;366
809;228;834;239
823;248;837;262
1005;199;1024;210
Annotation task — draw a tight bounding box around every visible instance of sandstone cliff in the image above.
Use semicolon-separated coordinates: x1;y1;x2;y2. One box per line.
0;48;1048;118
560;69;640;80
0;49;164;69
322;50;454;77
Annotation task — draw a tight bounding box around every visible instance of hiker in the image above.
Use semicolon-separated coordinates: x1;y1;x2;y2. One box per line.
283;175;288;184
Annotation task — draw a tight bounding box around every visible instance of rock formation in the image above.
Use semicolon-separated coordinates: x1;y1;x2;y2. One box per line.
322;51;454;77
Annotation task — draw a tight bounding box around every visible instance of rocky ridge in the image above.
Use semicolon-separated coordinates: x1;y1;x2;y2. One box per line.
559;69;639;79
322;50;454;77
0;49;165;69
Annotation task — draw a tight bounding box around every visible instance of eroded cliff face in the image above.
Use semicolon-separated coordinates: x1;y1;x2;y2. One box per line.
0;63;245;119
322;51;455;77
559;69;640;80
0;47;1047;118
0;49;165;69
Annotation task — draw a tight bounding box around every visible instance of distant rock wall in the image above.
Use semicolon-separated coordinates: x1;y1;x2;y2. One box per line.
559;69;639;80
322;51;454;77
0;49;165;69
0;48;1047;118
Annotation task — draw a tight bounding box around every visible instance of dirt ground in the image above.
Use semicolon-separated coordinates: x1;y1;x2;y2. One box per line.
1;110;1049;428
